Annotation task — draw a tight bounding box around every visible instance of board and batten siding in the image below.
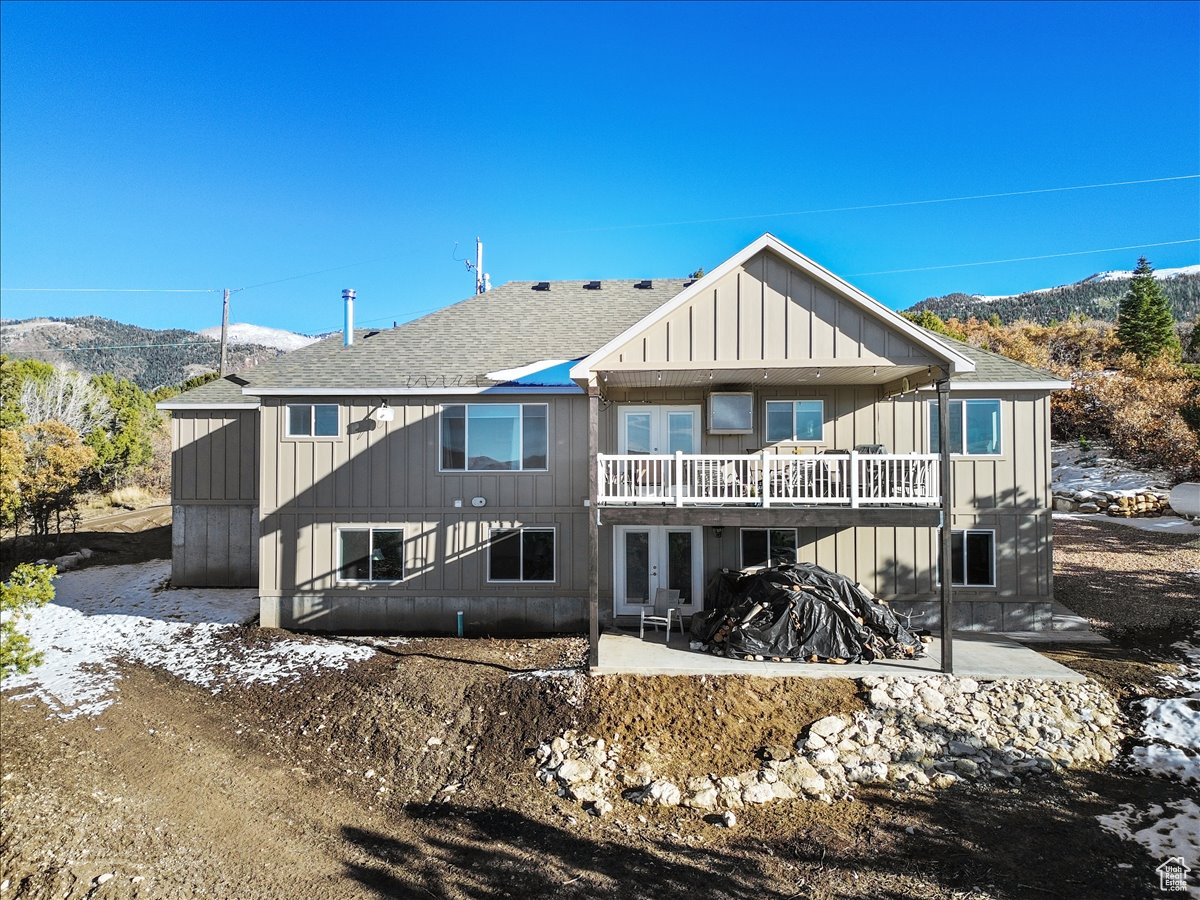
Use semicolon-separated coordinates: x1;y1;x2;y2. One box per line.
170;409;259;587
592;249;937;370
258;395;590;632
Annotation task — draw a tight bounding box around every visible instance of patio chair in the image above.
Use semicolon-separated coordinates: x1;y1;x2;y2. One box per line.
694;460;747;500
639;588;681;642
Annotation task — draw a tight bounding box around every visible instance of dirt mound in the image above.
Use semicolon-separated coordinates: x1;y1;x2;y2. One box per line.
579;675;862;781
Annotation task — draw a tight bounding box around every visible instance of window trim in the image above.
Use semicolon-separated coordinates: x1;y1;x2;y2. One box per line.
283;402;341;441
738;527;800;569
927;398;1003;457
485;525;557;584
438;402;550;473
937;528;997;588
335;525;407;584
764;399;826;445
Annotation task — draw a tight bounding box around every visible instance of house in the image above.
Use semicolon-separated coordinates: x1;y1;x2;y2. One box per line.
157;234;1070;668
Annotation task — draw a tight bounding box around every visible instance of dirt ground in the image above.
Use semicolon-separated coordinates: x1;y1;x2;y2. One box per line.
2;518;1198;899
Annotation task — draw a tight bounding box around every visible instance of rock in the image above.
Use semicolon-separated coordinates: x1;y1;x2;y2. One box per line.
53;554;79;571
569;781;606;804
770;780;797;801
954;758;980;777
77;548;94;559
804;732;828;751
868;687;892;707
917;687;946;713
556;759;595;784
958;678;979;694
947;739;976;757
1077;503;1101;514
535;743;551;763
426;736;443;746
643;779;682;806
930;772;959;789
813;748;839;766
589;799;613;817
550;736;569;754
742;782;775;804
809;715;847;738
890;680;915;700
686;787;719;810
722;810;737;828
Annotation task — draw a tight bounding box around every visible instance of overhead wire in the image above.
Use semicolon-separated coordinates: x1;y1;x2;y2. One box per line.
851;238;1200;276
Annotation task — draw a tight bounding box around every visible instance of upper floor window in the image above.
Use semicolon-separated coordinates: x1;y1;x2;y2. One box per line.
441;403;548;471
765;400;824;443
286;403;339;438
929;399;1001;455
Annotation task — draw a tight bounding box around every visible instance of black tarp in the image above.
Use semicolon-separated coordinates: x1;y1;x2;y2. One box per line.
689;563;925;663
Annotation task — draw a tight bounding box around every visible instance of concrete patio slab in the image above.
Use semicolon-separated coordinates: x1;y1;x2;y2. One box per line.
593;630;1086;682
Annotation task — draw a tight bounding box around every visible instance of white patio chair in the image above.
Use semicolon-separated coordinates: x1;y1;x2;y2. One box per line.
639;588;681;642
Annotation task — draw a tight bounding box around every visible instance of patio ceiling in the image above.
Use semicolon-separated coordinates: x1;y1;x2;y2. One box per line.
594;362;947;390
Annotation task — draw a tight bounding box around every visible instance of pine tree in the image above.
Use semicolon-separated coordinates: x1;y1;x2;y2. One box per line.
1116;257;1180;361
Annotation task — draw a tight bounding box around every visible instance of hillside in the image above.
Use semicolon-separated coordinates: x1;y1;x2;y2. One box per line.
197;322;320;352
908;265;1200;324
0;316;312;391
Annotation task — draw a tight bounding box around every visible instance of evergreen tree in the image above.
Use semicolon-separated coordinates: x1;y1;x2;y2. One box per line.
1116;257;1180;361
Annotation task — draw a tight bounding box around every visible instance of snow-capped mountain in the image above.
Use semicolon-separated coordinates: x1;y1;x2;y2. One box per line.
198;322;319;352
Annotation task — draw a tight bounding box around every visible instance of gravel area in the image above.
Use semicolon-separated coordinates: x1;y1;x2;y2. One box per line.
1053;517;1200;637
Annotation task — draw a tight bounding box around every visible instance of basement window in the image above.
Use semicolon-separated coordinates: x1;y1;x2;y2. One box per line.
487;527;555;583
938;529;996;587
338;527;405;582
740;528;799;568
286;403;339;438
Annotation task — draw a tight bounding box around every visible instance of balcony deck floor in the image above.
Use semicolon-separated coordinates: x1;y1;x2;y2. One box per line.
593;630;1085;681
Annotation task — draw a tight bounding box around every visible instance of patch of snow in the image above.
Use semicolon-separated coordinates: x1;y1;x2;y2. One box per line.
970;263;1200;301
1098;799;1200;863
197;323;319;352
1053;513;1200;534
2;561;373;718
1051;442;1173;495
508;668;583;680
0;319;78;336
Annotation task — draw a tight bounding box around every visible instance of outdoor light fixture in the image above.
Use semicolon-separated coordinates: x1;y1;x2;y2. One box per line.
373;399;395;422
712;526;724;538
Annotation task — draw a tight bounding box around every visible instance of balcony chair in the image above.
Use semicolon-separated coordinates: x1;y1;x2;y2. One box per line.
639;588;681;642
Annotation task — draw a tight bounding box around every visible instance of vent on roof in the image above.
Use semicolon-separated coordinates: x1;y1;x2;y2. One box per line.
584;280;601;290
635;279;653;289
533;281;551;291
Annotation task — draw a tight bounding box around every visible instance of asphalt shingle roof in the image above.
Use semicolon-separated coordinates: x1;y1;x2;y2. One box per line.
167;279;1065;404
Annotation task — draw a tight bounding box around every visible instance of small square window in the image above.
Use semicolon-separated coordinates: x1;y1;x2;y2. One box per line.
939;529;995;587
740;528;798;568
765;400;824;443
488;527;555;582
338;527;404;582
286;403;340;438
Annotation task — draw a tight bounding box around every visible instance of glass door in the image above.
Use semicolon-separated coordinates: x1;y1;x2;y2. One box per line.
614;525;703;616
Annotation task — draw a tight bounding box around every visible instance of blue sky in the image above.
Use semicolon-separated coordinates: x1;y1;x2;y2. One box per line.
1;1;1197;336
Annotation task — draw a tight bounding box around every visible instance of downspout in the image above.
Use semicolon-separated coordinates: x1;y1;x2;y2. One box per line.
937;377;954;674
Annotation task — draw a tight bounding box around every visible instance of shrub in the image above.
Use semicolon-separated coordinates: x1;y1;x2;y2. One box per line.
0;563;55;678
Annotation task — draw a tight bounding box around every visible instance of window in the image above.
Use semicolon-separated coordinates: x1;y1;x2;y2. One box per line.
441;403;548;471
740;528;799;568
338;527;404;582
929;399;1001;455
708;393;753;434
488;527;555;582
938;529;995;587
765;400;824;443
286;403;339;438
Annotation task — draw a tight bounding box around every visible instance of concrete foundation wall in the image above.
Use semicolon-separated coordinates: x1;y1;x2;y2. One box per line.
261;594;586;635
172;504;259;587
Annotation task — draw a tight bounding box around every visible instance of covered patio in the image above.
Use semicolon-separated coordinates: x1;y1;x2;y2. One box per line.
592;629;1085;681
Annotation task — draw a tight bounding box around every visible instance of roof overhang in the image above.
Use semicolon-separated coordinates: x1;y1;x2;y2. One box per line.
155;401;261;411
917;380;1072;391
242;386;584;397
569;233;975;385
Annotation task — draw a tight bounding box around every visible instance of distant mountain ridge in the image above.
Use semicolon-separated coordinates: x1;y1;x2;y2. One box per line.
0;316;318;391
907;265;1200;325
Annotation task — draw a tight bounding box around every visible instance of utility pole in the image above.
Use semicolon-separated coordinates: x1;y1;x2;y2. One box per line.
219;288;230;376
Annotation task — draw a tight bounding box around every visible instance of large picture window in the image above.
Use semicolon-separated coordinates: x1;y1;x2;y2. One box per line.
938;529;995;587
441;403;548;471
487;527;555;582
338;527;404;582
740;528;798;568
765;400;824;443
286;403;339;438
929;399;1001;455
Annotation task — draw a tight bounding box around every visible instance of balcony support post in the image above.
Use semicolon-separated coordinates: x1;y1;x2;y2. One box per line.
675;450;684;507
760;449;771;508
937;378;954;675
587;383;600;669
849;450;859;508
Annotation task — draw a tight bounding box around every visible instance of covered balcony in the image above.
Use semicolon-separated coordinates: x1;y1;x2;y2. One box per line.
597;450;939;508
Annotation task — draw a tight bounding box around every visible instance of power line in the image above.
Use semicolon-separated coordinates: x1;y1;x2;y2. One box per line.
0;287;217;293
566;174;1200;233
234;255;395;293
6;341;218;351
850;238;1200;276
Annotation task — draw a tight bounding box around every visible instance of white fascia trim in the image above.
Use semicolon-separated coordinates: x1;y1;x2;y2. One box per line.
916;380;1072;391
155;401;261;410
243;386;584;397
569;233;975;381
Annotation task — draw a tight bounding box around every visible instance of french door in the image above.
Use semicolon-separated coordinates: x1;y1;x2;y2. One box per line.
613;525;704;616
618;405;699;455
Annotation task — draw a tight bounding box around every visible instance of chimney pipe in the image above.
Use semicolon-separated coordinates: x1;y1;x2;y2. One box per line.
342;288;356;346
475;237;484;295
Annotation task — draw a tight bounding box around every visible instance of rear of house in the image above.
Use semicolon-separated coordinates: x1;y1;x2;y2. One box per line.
158;234;1069;643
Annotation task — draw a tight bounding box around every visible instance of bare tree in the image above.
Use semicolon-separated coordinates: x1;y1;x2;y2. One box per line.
19;368;110;436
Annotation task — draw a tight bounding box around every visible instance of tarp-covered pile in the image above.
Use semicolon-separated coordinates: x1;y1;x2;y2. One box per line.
689;563;926;663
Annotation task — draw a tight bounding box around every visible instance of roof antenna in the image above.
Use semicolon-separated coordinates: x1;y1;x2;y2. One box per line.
453;237;491;295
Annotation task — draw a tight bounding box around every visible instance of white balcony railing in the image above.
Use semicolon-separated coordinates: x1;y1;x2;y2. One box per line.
597;451;940;508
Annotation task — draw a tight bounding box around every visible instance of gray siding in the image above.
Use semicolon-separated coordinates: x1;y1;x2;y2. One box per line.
170;410;259;587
